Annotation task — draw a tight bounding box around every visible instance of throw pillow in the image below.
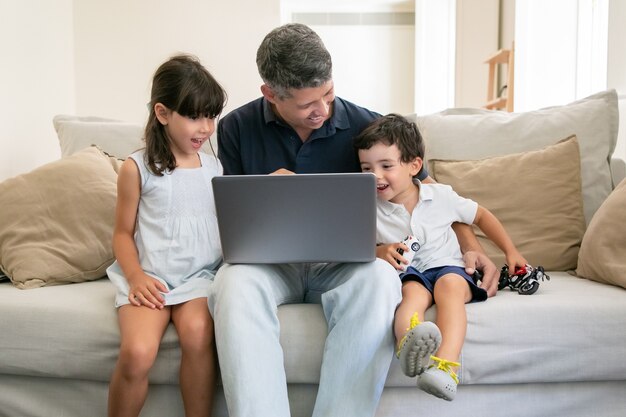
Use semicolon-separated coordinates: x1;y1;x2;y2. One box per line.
429;135;586;271
53;114;217;159
576;178;626;289
53;114;145;158
0;146;117;289
409;89;618;226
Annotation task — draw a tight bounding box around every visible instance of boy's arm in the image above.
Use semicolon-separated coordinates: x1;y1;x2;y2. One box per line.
452;222;500;297
473;206;527;271
423;175;500;296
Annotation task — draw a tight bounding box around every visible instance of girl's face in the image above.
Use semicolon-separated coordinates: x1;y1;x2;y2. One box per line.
358;142;422;205
156;104;215;160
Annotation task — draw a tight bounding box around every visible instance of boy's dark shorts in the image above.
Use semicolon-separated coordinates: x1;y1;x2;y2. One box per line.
400;265;488;303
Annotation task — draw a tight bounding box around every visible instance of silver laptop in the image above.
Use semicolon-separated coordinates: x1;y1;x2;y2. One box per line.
212;173;377;264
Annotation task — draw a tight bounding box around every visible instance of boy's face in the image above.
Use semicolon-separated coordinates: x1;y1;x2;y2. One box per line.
358;142;422;204
261;81;335;139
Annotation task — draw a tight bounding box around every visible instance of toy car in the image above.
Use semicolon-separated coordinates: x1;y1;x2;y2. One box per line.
396;235;420;271
498;264;550;295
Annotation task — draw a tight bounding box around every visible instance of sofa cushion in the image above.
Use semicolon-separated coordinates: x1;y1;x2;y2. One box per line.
53;114;217;159
429;136;585;270
3;272;626;389
410;89;619;226
385;272;626;387
0;146;118;288
576;177;626;289
0;279;181;382
53;114;145;159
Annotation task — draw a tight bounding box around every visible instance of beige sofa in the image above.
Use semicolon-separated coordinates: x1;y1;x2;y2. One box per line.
1;90;625;417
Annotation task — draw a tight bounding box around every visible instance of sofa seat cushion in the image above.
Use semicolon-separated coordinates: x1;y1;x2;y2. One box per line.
280;273;626;387
0;279;181;384
3;273;625;388
387;272;626;386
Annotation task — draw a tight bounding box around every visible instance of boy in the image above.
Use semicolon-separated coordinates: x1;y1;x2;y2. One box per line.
354;114;527;401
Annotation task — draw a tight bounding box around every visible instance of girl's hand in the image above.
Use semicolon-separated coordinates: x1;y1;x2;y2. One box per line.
127;273;169;309
376;242;409;271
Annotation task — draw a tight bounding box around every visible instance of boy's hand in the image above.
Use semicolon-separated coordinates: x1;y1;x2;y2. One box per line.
376;243;410;271
127;273;168;309
505;250;528;274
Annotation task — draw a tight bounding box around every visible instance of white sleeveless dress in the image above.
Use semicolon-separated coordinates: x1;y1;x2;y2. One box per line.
107;150;222;307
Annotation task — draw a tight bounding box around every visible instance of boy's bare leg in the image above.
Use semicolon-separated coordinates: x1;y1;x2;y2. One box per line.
394;281;432;348
432;274;472;363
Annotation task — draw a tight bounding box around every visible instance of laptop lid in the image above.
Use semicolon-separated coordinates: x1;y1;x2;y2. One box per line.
212;173;377;264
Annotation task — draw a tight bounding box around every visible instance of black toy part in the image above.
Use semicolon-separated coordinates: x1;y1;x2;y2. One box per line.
498;264;550;295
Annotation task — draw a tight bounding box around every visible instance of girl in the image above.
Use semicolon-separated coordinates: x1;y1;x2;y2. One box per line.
106;54;226;417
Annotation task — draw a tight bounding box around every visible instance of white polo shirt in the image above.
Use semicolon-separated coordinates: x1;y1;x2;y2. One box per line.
376;181;478;272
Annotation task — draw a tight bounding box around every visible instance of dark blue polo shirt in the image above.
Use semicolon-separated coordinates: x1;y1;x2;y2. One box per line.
217;96;429;178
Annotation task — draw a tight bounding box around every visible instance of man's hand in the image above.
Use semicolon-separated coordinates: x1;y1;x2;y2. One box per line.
270;168;295;175
463;251;499;297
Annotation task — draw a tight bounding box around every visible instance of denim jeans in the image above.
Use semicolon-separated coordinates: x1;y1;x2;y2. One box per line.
207;260;401;417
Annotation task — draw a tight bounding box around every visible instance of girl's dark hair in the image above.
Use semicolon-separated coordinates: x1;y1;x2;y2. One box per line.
354;113;425;172
144;54;227;175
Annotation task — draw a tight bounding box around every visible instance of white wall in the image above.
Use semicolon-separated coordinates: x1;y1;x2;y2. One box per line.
282;0;416;115
3;1;624;181
608;0;626;163
455;0;499;108
514;0;581;111
72;0;279;123
0;0;75;180
0;0;280;181
315;24;415;115
414;0;500;114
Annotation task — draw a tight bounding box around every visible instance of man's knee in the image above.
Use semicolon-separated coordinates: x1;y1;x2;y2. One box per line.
210;264;275;313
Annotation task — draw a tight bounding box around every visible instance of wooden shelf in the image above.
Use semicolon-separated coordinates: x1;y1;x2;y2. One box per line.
484;97;508;110
484;42;515;112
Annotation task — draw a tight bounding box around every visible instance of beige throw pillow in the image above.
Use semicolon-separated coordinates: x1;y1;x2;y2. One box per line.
429;135;585;271
576;178;626;289
0;146;117;289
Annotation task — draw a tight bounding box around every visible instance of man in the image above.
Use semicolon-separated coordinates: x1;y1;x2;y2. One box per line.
208;23;498;417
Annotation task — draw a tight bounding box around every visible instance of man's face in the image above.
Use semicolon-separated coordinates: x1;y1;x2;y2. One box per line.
263;81;335;138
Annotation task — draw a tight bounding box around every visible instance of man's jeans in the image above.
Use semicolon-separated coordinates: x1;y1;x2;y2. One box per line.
207;260;401;417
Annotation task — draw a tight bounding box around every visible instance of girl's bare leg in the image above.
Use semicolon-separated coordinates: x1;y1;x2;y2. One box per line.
108;305;171;417
171;297;217;417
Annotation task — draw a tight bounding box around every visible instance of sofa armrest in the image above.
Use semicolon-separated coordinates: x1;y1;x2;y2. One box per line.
611;157;626;186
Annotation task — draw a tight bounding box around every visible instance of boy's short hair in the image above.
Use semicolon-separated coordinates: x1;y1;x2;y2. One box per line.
353;113;425;164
